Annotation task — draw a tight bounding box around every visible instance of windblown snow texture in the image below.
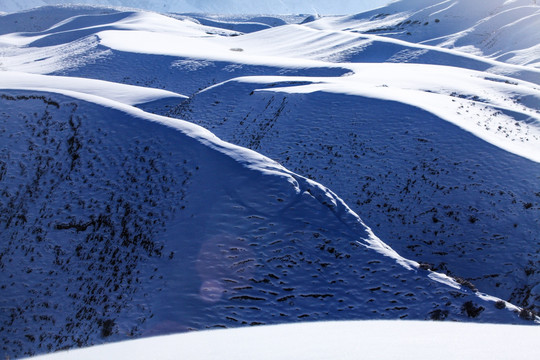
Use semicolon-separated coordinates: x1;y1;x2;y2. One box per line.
0;0;539;358
0;90;525;358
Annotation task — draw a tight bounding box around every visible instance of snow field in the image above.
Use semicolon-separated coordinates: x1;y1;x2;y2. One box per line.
25;320;540;360
1;1;539;358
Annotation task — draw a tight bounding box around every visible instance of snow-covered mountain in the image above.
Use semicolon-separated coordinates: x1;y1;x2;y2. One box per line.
0;0;390;15
1;82;526;359
0;1;539;359
307;0;540;67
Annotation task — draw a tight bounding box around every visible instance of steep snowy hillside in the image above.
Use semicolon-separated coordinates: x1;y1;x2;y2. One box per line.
172;75;540;314
1;1;539;358
308;0;540;67
1;88;527;359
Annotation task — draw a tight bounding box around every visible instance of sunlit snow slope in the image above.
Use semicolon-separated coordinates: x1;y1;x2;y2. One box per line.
1;89;526;359
310;0;540;67
26;321;540;360
1;1;539;358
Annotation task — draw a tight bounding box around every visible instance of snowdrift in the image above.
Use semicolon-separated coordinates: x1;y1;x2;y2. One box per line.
0;87;529;358
173;75;540;312
25;321;540;360
1;1;539;358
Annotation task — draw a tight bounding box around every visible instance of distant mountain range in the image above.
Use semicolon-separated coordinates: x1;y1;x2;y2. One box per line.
0;0;389;15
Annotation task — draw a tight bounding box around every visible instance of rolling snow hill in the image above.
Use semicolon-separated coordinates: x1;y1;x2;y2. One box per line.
309;0;540;66
172;75;540;310
0;0;539;358
1;85;526;359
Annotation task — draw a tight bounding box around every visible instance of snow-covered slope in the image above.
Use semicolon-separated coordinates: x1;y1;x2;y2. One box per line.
173;75;540;314
25;321;540;360
1;87;528;359
1;1;539;358
0;71;185;105
308;0;540;67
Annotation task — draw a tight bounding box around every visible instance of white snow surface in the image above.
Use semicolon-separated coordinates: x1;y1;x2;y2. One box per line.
0;0;391;15
0;71;186;105
310;0;540;62
26;320;540;360
4;81;529;359
227;70;540;163
1;1;539;358
1;5;538;162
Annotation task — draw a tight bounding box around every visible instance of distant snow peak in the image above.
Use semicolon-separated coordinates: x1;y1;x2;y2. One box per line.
0;0;391;15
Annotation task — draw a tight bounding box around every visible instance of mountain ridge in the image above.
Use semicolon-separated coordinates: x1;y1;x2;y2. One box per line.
0;1;539;358
2;88;530;358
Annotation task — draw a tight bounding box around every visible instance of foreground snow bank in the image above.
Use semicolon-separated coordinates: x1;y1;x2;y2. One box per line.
27;320;540;360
